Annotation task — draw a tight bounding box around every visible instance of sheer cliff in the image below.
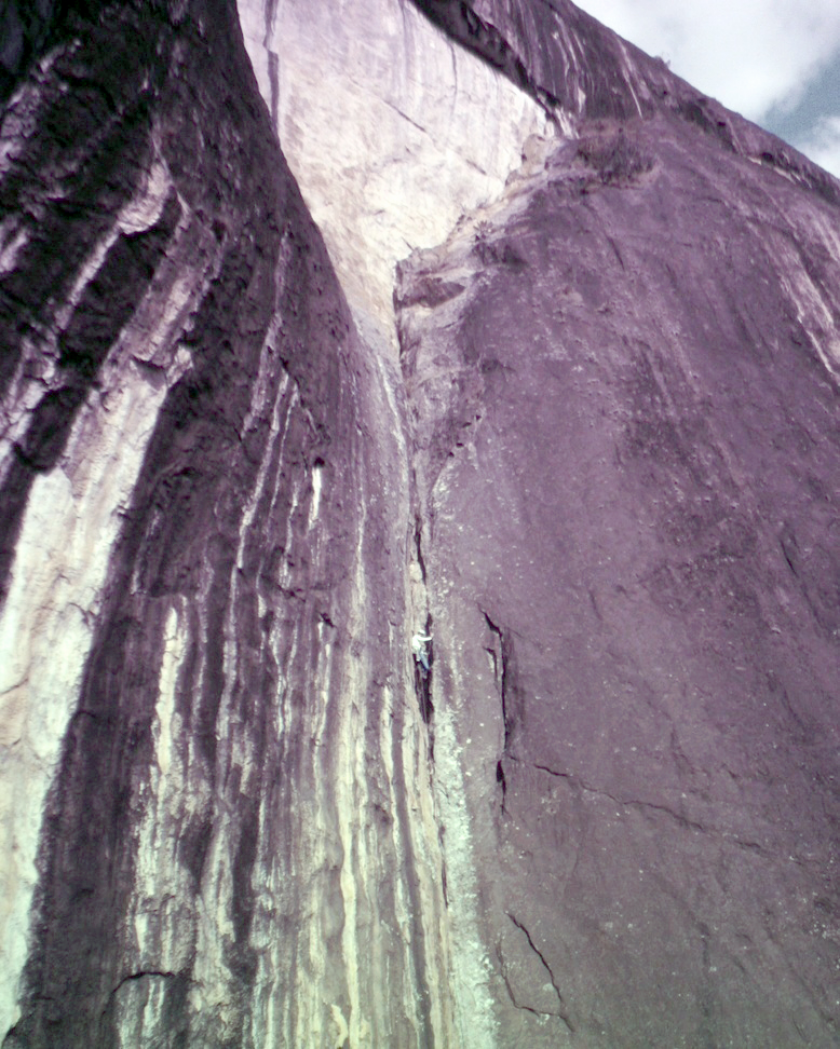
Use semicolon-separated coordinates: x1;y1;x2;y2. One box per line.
1;0;839;1047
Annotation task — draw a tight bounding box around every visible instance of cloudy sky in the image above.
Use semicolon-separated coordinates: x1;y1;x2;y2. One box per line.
575;0;840;178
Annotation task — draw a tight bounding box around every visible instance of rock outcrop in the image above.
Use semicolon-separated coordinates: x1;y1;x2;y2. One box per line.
1;0;839;1047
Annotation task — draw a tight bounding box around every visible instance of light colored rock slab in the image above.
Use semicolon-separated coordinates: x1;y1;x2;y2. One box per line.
237;0;552;347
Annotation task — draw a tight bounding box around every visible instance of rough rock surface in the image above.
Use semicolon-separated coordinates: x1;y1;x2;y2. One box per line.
1;0;839;1047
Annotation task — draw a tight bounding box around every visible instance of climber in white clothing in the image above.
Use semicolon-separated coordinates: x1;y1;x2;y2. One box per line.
411;632;432;672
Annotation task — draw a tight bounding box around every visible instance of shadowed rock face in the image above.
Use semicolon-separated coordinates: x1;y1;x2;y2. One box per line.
1;0;839;1047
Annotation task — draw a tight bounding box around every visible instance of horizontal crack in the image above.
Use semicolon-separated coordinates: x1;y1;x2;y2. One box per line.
527;760;772;855
109;969;181;999
533;761;705;831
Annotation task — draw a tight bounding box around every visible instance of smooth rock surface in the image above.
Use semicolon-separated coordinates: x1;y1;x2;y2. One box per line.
236;0;552;347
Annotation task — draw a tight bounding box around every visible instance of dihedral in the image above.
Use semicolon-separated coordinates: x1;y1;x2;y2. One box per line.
0;1;839;1046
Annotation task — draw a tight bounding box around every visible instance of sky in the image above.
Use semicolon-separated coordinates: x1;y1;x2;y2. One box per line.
575;0;840;178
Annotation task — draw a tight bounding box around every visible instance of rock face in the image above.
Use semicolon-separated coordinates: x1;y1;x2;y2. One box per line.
236;0;553;349
1;1;839;1047
0;3;450;1046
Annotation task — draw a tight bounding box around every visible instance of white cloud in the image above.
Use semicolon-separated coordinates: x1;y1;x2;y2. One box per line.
798;115;840;178
576;0;840;121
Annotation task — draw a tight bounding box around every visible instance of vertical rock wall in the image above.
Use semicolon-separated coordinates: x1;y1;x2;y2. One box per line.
1;0;840;1046
395;49;840;1049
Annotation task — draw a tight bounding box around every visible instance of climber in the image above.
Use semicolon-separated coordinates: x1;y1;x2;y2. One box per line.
411;631;432;673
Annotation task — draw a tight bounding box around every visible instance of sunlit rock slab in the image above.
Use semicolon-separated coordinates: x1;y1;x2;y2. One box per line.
236;0;553;346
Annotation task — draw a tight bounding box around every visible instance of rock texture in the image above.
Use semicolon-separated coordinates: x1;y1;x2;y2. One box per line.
0;2;451;1046
398;122;840;1046
1;0;839;1047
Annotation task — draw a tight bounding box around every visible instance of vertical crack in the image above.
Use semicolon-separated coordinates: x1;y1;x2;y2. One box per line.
414;513;427;584
414;610;435;727
484;611;517;810
495;757;507;806
483;612;511;747
409;519;433;729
